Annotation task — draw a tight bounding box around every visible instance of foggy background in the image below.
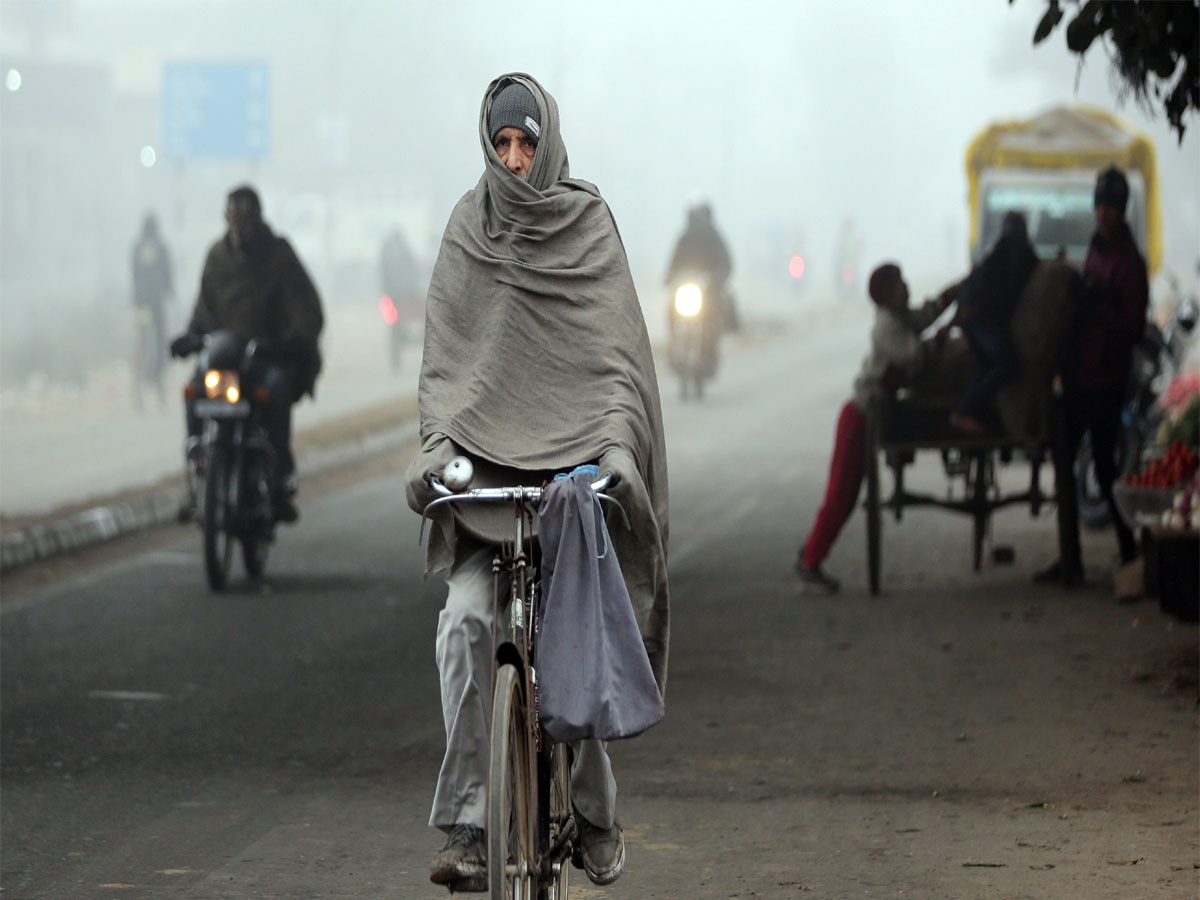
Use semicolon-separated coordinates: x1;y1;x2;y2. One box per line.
2;0;1198;393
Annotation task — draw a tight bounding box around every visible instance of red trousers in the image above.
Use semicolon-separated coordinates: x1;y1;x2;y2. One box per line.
802;401;867;569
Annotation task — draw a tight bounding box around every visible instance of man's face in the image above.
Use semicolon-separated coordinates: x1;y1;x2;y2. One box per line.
1094;203;1123;240
225;198;263;251
493;126;536;179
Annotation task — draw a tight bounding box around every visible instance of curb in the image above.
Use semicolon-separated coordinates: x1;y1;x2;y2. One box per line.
0;417;420;576
0;309;843;576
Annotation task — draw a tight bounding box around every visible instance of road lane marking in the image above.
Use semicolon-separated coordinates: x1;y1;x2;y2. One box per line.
87;690;167;701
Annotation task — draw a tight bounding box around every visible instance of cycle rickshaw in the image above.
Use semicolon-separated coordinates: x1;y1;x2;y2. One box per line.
863;391;1051;595
860;259;1083;595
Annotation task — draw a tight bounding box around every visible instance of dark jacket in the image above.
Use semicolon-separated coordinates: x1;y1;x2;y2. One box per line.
188;225;325;397
665;215;732;287
132;234;173;310
1063;222;1148;392
380;230;419;298
958;227;1039;330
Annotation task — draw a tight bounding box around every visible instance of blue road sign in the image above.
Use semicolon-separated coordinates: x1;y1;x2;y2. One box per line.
161;61;270;160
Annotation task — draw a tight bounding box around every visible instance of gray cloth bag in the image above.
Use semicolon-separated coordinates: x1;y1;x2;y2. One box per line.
536;476;663;742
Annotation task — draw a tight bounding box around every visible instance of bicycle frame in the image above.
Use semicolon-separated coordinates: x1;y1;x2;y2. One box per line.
424;471;613;898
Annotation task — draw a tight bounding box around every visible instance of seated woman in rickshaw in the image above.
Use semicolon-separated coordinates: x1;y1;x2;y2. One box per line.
947;211;1040;435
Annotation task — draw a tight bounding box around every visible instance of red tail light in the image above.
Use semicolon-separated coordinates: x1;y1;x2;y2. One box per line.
379;295;399;326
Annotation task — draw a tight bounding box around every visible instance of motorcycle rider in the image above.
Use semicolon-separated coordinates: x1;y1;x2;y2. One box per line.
1036;166;1148;586
405;73;669;892
665;201;736;372
379;226;423;370
130;212;174;409
170;185;324;524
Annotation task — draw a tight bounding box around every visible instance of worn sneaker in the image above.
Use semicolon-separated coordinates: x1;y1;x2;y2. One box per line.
176;496;198;524
794;556;840;594
271;489;299;524
574;808;625;886
429;823;486;891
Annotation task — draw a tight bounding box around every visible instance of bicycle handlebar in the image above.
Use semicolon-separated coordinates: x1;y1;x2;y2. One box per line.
426;472;612;503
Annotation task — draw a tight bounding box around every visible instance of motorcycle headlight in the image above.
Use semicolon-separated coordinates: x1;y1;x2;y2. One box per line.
204;369;241;403
674;283;703;317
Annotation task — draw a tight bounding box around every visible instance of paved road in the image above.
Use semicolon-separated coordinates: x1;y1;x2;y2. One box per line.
0;307;421;518
2;314;1196;899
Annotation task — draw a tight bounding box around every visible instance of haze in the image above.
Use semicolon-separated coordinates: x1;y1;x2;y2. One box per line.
1;0;1197;389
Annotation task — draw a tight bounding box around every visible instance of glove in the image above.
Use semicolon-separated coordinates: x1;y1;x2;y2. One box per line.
169;332;202;359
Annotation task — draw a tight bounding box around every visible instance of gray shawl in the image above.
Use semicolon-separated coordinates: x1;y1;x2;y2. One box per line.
405;73;670;692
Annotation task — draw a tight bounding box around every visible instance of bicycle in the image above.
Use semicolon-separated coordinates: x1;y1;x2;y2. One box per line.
425;457;616;900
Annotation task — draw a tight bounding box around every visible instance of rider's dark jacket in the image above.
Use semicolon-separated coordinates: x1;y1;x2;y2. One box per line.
188;225;325;397
132;233;173;311
1063;221;1148;394
665;215;732;287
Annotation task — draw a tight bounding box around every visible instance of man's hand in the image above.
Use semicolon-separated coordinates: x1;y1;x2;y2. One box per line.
169;332;202;359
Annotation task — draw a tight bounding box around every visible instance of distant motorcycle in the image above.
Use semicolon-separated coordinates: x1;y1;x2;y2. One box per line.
1077;296;1198;528
131;305;168;410
379;293;424;371
667;275;722;401
180;331;279;590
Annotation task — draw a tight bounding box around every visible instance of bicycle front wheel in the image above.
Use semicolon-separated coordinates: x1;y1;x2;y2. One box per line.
203;446;235;591
489;663;537;899
541;742;571;900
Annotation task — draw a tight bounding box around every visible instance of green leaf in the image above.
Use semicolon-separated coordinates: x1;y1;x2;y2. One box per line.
1033;4;1064;44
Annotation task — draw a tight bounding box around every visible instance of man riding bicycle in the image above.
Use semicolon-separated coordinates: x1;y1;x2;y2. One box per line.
405;73;670;892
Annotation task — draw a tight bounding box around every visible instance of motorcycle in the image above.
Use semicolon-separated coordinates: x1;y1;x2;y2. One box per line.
1077;295;1198;528
131;304;168;411
379;292;424;371
181;331;279;590
667;275;722;401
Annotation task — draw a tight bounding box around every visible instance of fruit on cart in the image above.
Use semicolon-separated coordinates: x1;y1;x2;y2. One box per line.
1160;471;1200;532
1122;440;1200;489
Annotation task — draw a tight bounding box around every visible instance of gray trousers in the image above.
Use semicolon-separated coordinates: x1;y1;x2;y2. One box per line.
431;541;618;832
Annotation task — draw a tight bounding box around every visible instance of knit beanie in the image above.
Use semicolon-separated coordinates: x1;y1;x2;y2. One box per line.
1093;166;1129;214
868;263;901;305
488;83;541;144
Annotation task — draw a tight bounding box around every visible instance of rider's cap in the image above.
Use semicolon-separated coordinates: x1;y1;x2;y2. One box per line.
868;263;901;305
488;83;541;144
1093;166;1129;214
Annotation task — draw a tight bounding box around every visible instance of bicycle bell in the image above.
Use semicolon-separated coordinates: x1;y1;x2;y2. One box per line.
442;456;474;492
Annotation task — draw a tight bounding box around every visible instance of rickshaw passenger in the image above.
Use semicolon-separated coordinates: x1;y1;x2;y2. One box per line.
948;211;1040;435
794;263;954;593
